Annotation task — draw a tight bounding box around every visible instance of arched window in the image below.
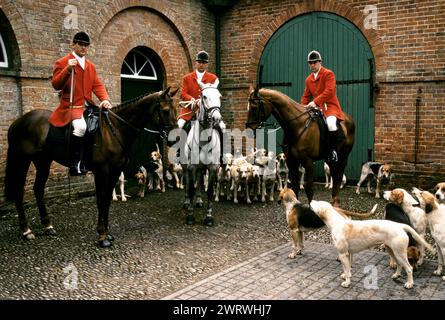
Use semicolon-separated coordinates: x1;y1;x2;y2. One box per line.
120;48;157;80
0;33;8;68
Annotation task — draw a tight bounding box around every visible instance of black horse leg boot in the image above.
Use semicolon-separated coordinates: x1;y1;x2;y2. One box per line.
326;130;338;164
69;135;88;176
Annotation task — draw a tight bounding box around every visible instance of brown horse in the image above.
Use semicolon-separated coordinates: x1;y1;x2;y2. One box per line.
4;87;178;247
246;87;355;206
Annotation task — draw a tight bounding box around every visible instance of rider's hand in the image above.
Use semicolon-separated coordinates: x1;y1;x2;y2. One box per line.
306;101;317;109
99;100;112;109
177;118;186;129
67;59;77;71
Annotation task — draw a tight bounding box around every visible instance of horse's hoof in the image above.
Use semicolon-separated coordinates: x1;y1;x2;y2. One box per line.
44;227;57;236
183;200;191;209
98;239;113;248
203;216;214;227
22;232;35;241
107;234;115;242
196;202;203;208
185;215;195;225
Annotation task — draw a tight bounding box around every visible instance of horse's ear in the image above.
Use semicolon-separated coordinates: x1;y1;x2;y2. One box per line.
170;87;179;97
161;87;171;97
254;84;260;95
212;78;220;88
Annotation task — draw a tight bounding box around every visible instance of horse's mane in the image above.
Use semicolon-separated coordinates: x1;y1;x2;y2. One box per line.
112;90;159;112
259;88;305;111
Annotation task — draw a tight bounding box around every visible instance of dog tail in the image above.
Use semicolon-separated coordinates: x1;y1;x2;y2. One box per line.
401;225;436;255
334;203;378;219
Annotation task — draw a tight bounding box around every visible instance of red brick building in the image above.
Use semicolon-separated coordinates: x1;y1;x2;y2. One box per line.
0;0;444;203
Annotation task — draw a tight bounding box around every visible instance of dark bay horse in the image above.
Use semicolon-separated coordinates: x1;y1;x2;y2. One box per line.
246;87;355;206
4;87;178;247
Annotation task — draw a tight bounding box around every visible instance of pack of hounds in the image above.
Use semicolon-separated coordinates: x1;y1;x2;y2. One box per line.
112;144;182;201
111;147;444;290
113;149;395;205
279;174;445;290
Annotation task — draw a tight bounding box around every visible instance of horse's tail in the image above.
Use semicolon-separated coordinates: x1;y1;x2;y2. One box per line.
4;145;30;202
4;146;18;201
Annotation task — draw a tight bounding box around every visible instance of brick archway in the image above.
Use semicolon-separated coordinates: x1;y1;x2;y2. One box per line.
247;1;385;84
89;1;193;70
112;31;179;99
0;3;33;69
91;6;190;104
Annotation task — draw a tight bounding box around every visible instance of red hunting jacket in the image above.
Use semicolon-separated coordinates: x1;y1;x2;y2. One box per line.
179;70;218;121
301;66;343;120
49;52;110;127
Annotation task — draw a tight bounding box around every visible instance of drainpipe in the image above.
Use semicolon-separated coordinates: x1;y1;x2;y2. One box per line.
203;0;237;78
414;87;422;166
214;13;221;78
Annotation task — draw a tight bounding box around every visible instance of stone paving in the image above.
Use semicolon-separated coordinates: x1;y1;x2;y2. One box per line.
163;241;445;300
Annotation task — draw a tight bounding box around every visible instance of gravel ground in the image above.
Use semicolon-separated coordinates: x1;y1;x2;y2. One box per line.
0;182;435;299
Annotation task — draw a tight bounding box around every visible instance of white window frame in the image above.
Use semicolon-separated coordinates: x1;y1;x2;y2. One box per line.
120;49;157;81
0;33;8;68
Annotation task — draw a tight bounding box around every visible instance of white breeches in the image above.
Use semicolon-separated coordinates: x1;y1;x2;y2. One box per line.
326;116;338;131
72;116;87;137
177;118;186;129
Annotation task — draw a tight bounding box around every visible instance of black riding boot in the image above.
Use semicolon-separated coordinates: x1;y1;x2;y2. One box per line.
69;135;88;176
326;130;339;164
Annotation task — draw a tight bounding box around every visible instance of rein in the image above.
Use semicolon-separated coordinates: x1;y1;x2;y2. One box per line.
178;100;200;119
248;93;318;144
247;93;311;128
107;99;167;138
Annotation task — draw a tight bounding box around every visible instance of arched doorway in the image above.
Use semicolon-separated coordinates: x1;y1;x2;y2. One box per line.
258;12;375;180
0;33;8;68
120;46;164;177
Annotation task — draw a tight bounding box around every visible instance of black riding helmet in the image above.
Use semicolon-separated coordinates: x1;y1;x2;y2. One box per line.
73;31;90;45
307;50;322;62
196;50;209;63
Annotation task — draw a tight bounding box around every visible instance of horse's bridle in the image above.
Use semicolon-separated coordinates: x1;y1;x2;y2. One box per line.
199;86;221;127
247;92;314;130
246;93;266;128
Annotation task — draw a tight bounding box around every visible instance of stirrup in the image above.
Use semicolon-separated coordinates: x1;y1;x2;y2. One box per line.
326;150;338;164
69;161;88;176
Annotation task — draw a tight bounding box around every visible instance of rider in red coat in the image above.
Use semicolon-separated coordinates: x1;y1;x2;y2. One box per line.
49;31;111;175
301;50;343;164
178;50;218;128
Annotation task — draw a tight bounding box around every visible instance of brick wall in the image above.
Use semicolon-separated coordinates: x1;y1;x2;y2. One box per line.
0;76;20;158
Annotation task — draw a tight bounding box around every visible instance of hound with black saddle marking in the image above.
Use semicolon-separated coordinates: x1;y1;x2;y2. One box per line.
412;188;445;281
384;203;420;270
278;187;377;259
384;188;428;265
356;161;393;198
